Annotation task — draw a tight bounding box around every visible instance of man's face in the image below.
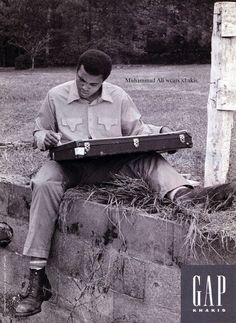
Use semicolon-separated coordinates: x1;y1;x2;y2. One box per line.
76;65;103;100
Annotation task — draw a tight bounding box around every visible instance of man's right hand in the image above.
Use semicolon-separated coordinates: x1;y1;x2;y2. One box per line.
44;131;61;149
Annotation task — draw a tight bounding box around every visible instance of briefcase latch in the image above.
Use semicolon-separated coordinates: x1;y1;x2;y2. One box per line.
84;142;91;153
179;134;186;143
133;138;140;148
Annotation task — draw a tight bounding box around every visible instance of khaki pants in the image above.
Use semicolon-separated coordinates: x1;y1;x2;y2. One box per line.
23;153;189;258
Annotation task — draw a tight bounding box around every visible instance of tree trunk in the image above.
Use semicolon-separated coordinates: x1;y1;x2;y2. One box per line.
31;56;35;69
87;0;92;42
45;8;52;58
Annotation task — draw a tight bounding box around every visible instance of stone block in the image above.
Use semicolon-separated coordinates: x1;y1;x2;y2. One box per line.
50;230;146;302
0;249;28;295
0;180;31;221
113;290;180;323
57;271;113;323
0;182;10;216
59;198;110;241
59;198;179;265
0;215;28;255
144;262;181;311
112;211;175;265
111;255;145;300
45;265;60;305
8;183;31;220
172;223;236;266
50;230;116;290
0;314;10;323
50;231;94;278
172;223;187;265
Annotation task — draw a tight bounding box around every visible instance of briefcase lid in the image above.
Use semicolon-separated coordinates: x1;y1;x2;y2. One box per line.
52;130;191;152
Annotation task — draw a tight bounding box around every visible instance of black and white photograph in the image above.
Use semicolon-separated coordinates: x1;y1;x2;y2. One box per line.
0;1;236;322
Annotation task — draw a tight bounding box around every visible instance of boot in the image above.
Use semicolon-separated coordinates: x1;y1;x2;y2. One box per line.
174;180;236;210
15;268;52;317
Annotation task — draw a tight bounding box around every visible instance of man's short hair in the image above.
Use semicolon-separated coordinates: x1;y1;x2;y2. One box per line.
77;49;112;80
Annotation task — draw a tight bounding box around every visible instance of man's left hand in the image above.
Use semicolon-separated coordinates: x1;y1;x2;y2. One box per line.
160;126;173;134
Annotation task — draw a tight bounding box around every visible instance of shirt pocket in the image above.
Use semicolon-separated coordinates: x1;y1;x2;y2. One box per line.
98;116;118;131
61;117;83;132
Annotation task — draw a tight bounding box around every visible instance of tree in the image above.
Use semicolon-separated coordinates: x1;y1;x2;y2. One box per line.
0;0;16;66
0;0;217;67
1;0;53;68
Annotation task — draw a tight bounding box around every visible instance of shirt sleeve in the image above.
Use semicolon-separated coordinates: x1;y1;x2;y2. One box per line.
120;92;163;136
33;91;57;150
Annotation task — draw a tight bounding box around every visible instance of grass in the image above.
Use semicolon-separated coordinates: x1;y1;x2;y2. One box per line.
0;64;216;181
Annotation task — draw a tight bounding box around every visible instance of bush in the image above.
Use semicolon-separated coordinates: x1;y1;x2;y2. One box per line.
15;54;31;70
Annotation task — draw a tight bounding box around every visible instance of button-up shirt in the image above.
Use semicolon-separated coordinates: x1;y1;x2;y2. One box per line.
34;80;163;150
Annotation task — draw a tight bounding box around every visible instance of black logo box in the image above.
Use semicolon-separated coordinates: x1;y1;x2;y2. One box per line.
181;265;236;323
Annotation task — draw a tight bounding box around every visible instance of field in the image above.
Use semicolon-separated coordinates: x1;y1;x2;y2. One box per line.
0;65;235;182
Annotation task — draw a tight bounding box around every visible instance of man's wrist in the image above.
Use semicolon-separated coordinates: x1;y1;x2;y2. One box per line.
34;131;47;151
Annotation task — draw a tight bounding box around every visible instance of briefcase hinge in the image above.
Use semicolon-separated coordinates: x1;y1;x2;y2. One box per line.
133;138;139;148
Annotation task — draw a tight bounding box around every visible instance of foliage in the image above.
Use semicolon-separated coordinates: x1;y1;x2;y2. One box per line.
144;0;214;63
0;0;217;66
14;54;31;70
0;0;55;68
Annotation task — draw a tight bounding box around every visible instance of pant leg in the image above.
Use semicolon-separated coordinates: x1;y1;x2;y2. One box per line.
22;156;127;259
23;160;76;259
119;152;190;198
23;156;127;259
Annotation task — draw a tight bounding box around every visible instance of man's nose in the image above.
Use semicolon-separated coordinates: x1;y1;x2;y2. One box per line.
82;83;90;91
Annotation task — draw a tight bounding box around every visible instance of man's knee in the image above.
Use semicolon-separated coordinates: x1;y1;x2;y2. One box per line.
30;160;67;190
30;177;64;193
132;152;164;172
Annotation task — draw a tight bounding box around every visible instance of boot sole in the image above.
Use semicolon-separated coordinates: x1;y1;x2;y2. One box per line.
15;307;42;317
15;291;52;318
0;239;11;247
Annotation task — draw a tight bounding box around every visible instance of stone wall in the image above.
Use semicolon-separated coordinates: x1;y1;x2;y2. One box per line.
0;179;233;323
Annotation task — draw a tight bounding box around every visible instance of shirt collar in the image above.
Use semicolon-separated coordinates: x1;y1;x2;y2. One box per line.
67;80;113;104
67;80;80;104
100;82;113;103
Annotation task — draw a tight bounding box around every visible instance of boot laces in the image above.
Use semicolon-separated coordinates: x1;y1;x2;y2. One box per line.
20;271;41;299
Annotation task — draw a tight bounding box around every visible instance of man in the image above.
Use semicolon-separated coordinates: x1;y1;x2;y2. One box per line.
15;49;236;317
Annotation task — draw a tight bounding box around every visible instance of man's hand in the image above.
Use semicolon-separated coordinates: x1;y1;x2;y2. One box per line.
160;126;173;134
44;131;61;149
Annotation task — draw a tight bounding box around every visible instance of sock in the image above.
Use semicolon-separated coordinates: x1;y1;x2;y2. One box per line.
167;186;191;201
29;258;47;270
